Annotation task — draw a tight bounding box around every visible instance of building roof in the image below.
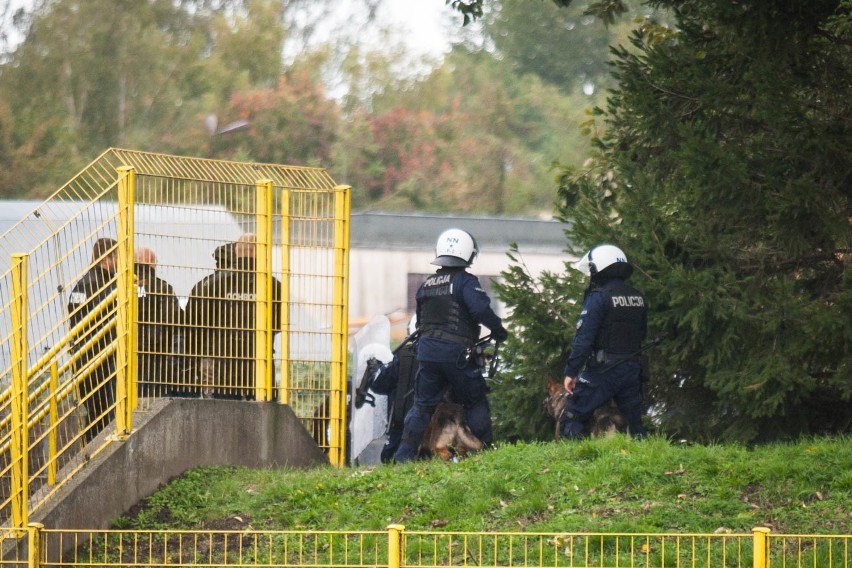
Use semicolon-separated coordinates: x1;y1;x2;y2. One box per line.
2;202;570;257
350;211;569;253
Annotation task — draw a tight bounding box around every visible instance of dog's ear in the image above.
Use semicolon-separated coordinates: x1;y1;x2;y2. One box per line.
546;374;561;395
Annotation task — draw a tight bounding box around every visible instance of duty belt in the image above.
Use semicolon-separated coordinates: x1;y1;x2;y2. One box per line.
588;349;639;367
421;328;475;346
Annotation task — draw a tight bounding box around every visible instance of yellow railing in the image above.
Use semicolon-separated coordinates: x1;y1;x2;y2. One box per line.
1;525;848;568
0;149;351;530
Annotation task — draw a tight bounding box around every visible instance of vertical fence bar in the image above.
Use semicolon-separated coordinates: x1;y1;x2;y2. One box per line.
114;166;135;437
388;524;404;568
128;200;139;413
278;189;291;405
10;253;29;528
342;186;351;459
48;361;58;485
330;185;351;467
752;527;770;568
255;179;274;402
27;523;43;568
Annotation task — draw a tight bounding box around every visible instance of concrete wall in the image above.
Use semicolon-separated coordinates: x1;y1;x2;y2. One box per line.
31;398;329;532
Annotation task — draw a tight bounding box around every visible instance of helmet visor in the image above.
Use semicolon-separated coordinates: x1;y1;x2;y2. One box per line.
431;255;470;267
572;252;592;276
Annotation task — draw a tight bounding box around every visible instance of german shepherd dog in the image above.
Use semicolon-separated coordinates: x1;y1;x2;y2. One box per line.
544;375;625;440
418;398;484;461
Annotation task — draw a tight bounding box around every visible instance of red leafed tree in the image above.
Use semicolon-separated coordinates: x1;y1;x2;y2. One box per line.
212;70;341;167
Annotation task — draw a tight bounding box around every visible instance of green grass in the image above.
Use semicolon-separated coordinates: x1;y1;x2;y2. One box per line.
117;435;852;534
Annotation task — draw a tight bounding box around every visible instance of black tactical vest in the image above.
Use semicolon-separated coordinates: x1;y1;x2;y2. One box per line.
418;270;480;345
593;280;646;355
390;342;417;427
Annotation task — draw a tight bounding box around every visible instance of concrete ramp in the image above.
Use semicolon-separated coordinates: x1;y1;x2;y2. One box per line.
31;398;329;531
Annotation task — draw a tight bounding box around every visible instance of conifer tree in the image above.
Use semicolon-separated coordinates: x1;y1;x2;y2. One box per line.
491;0;851;442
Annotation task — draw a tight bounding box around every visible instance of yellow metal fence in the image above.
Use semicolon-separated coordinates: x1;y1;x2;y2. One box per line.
0;149;350;530
0;525;848;568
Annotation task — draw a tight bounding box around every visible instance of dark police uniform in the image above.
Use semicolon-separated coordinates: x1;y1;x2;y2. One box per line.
136;266;183;397
184;244;235;397
369;340;419;462
561;278;648;439
67;264;117;442
185;250;282;399
393;267;507;462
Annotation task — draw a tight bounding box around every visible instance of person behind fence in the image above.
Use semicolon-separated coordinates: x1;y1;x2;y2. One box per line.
185;235;282;400
228;234;283;399
560;244;648;440
67;237;118;443
358;317;420;463
393;229;509;462
135;247;184;397
185;240;237;398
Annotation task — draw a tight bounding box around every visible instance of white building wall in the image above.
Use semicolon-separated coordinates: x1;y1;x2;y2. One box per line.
348;247;571;324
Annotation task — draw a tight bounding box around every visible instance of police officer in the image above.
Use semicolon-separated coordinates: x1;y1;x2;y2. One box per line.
135;247;183;397
226;233;283;399
186;235;282;400
561;244;648;439
359;317;420;462
67;237;118;443
184;240;238;398
393;229;508;462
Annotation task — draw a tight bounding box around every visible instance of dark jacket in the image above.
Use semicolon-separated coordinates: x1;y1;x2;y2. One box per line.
371;341;418;430
563;277;647;378
185;257;283;397
416;268;506;363
136;268;183;380
67;265;117;366
186;258;282;357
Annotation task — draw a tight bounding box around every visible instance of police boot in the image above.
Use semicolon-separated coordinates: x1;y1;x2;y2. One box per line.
393;438;420;463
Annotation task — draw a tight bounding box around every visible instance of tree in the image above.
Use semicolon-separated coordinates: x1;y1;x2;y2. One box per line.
490;0;852;443
489;245;584;442
1;0;606;216
206;69;341;167
337;47;600;214
479;0;615;93
0;0;305;195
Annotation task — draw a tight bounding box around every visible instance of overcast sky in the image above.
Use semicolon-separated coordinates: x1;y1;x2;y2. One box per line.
1;0;457;57
381;0;452;56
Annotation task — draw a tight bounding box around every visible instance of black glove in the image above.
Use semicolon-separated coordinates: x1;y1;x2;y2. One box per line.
492;327;509;342
365;356;382;376
354;357;382;408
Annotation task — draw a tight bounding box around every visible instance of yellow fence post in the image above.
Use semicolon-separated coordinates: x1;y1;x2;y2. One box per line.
256;179;274;402
48;361;58;486
114;165;136;438
388;524;405;568
330;185;351;467
27;523;43;568
10;253;30;528
752;527;770;568
278;189;291;405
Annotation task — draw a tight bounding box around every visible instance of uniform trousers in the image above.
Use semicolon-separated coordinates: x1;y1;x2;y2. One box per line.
560;361;646;439
394;359;491;461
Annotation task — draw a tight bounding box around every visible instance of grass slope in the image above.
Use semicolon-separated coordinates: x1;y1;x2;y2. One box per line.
118;436;852;534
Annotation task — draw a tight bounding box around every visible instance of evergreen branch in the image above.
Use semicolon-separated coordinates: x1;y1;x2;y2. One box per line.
645;80;700;103
737;248;850;271
815;29;852;48
510;244;572;327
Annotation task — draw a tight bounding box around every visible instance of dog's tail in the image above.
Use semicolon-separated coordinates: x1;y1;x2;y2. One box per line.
454;424;484;453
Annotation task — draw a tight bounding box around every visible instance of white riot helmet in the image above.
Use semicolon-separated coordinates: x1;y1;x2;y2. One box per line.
573;244;632;278
431;228;479;267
